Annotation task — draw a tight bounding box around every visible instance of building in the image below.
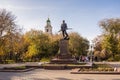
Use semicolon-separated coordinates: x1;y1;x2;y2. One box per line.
45;18;52;35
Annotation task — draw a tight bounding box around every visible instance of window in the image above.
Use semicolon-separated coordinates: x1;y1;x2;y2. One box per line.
46;29;49;32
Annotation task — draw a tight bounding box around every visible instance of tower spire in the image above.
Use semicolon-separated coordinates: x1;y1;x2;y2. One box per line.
47;17;50;23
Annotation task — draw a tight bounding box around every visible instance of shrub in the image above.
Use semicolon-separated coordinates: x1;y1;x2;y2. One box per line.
114;54;120;61
4;60;15;64
40;58;50;62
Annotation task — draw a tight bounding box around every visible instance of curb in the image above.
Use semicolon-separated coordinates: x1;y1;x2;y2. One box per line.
0;68;35;72
71;71;120;74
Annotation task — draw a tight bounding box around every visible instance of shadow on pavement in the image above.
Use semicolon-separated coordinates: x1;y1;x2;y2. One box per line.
56;77;72;80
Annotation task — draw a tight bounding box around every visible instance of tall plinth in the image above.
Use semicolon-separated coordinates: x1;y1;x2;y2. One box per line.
51;39;76;64
57;39;72;59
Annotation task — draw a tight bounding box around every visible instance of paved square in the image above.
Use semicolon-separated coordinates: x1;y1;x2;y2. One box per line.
0;69;120;80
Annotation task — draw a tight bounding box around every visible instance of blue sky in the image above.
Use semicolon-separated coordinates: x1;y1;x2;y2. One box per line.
0;0;120;41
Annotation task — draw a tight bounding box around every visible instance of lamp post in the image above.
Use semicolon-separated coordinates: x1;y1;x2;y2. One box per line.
90;44;93;62
15;52;17;62
88;40;94;63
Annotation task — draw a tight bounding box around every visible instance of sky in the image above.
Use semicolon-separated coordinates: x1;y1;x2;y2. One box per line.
0;0;120;41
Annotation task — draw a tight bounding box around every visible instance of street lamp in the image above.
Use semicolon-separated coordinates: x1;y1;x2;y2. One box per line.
15;52;17;62
88;40;94;63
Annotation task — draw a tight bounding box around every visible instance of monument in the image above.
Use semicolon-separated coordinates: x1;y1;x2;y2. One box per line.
51;20;76;64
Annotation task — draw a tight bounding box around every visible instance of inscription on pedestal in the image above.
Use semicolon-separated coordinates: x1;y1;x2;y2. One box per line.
59;39;69;55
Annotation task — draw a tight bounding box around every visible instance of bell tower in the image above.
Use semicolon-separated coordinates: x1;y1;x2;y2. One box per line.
45;18;52;35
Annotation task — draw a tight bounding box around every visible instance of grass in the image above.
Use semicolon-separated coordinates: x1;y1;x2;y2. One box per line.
78;63;114;71
93;64;111;68
40;58;50;62
68;63;87;65
3;66;27;70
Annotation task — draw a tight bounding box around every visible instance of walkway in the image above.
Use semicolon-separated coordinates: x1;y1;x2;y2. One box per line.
0;69;120;80
0;62;120;80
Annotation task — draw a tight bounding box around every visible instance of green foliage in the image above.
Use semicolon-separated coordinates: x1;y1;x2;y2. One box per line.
24;30;50;59
23;30;60;61
117;39;120;54
69;32;89;56
102;34;118;55
94;18;120;61
113;54;120;61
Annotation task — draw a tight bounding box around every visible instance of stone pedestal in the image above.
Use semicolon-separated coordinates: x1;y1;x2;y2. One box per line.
57;39;72;59
59;39;69;55
51;39;76;64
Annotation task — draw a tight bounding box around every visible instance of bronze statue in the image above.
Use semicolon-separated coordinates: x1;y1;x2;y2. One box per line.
59;20;71;40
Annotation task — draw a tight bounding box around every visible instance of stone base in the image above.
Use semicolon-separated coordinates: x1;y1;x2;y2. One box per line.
51;59;77;64
56;54;72;59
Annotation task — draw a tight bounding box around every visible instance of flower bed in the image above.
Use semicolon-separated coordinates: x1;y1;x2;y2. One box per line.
70;63;119;74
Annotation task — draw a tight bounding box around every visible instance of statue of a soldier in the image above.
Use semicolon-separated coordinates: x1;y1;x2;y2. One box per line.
59;20;70;40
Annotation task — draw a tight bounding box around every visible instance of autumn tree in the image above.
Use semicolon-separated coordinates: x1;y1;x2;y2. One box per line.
99;18;120;35
0;9;18;38
98;18;120;61
0;9;21;62
69;32;89;57
23;29;53;61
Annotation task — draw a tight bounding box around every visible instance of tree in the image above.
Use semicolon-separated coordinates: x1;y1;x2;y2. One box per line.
99;18;120;60
0;9;17;38
23;29;51;61
0;9;21;62
93;35;103;51
69;32;89;56
99;18;120;35
48;34;60;57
